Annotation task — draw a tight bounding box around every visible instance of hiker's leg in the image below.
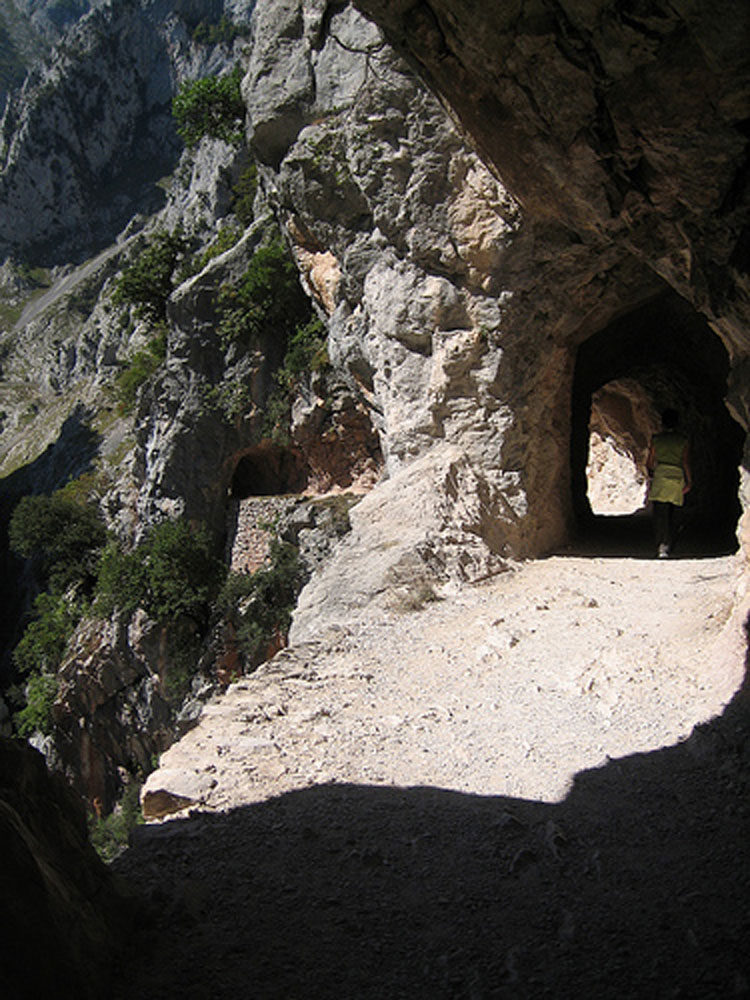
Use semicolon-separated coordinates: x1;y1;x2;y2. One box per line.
653;502;669;550
666;502;679;551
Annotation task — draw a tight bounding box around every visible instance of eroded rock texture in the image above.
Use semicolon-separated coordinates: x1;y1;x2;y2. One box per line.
354;1;749;342
1;0;748;811
346;0;749;544
0;0;247;262
223;0;747;633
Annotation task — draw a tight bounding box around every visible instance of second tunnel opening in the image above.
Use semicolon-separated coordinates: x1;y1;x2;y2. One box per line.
571;290;744;557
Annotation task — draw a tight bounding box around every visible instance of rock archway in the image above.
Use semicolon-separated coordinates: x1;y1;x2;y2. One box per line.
230;443;308;499
570;290;744;553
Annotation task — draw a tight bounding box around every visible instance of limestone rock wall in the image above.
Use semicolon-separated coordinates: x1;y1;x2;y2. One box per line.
242;1;577;629
353;0;750;348
0;0;251;263
351;0;750;542
1;0;748;804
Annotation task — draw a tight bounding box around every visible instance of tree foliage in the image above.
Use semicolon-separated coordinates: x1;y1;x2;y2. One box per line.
9;493;106;593
218;241;311;348
114;327;167;414
191;16;250;46
231;162;257;226
96;519;226;628
217;540;307;666
113;230;191;322
12;592;80;675
15;673;59;737
89;779;144;861
172;65;245;148
275;316;329;390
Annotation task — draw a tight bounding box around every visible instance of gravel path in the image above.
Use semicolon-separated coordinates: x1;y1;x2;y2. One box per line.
112;554;750;999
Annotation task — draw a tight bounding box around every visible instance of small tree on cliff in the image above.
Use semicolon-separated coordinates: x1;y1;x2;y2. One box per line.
113;229;191;323
172;65;245;148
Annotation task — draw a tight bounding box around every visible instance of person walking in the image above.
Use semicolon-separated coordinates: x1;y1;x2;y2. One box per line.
646;408;692;557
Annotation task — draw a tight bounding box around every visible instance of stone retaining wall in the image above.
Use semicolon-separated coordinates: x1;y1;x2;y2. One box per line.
226;496;299;574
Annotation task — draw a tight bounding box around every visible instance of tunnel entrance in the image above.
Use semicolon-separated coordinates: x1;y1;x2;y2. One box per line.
230;443;308;499
571;291;744;556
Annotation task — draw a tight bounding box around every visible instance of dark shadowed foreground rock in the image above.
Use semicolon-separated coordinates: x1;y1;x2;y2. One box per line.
0;737;132;999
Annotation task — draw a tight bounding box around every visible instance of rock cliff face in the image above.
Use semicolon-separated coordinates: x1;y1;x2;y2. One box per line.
0;0;748;826
350;0;750;538
232;0;747;635
0;1;99;108
354;0;749;333
0;0;249;263
0;0;258;805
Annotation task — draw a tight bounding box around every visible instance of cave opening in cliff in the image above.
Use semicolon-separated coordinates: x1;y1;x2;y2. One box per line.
230;443;308;498
571;291;744;555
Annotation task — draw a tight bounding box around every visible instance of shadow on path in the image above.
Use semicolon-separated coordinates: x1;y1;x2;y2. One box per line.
568;509;739;561
111;667;750;999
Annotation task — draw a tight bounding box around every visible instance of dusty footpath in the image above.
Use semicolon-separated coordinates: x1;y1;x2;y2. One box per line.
112;554;750;999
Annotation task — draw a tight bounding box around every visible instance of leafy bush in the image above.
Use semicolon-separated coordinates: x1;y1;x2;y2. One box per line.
13;592;80;675
89;781;143;862
276;317;329;389
55;470;104;508
95;541;148;619
264;316;329;440
9;493;106;593
218;241;311;348
15;673;59;737
232;162;257;226
114;327;167;414
146;520;224;624
191;16;250;46
188;225;243;277
96;519;226;628
217;540;307;666
172;65;245;148
113;230;191;322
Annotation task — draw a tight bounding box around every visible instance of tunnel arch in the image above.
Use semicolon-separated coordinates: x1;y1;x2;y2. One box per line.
230;442;309;499
570;290;744;554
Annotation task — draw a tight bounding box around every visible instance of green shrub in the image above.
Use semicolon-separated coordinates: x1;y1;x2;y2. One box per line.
113;230;191;322
172;65;245;148
276;316;329;389
232;162;257;226
13;592;80;675
55;470;104;507
15;673;59;737
95;541;148;619
9;493;106;593
218;540;307;666
217;241;310;348
203;380;252;421
89;781;143;862
190;224;243;276
96;519;226;628
191;16;250;46
264;316;329;440
114;328;167;414
146;520;224;624
262;387;294;444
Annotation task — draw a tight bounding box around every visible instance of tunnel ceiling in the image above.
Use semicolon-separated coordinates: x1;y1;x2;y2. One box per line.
352;0;750;351
574;292;731;404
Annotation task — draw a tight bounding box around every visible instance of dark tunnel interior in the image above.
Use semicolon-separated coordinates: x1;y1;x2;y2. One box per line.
570;290;744;556
230;442;309;499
